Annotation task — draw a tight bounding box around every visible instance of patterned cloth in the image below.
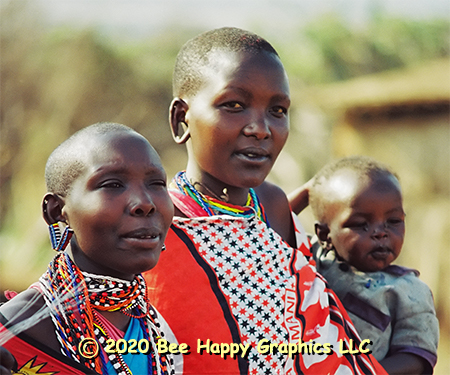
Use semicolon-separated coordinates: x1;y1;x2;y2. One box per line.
1;311;165;375
1;252;174;375
311;238;439;372
145;190;387;374
1;313;98;374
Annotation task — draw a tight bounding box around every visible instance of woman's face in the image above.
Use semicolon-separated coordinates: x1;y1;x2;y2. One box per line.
62;131;174;280
182;50;290;200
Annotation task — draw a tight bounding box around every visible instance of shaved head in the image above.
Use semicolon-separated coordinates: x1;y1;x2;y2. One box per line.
173;27;279;98
45;122;138;196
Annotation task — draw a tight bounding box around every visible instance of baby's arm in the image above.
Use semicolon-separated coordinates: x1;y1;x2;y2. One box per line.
383;276;439;375
287;178;313;215
380;353;428;375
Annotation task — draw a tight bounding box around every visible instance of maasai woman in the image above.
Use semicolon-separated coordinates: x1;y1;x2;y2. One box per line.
144;27;387;375
0;123;175;375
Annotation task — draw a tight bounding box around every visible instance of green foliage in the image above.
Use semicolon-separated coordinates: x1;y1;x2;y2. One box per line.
1;1;449;229
280;13;450;84
1;0;449;287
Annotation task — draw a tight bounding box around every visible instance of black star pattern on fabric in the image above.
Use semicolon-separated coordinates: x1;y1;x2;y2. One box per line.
180;216;296;373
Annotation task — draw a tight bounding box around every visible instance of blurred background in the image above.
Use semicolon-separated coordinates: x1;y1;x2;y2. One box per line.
1;0;449;372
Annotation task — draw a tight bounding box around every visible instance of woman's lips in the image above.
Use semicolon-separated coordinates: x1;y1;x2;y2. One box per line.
121;228;161;248
234;147;270;163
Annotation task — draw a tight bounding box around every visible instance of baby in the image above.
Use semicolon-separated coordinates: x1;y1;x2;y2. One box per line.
305;156;439;374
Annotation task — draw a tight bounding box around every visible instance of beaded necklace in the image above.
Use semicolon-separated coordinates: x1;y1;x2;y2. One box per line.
39;252;173;375
84;271;147;316
173;171;269;224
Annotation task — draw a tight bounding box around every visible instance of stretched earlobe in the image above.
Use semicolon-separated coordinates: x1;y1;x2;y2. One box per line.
42;193;66;225
174;122;190;144
169;98;190;144
42;193;73;251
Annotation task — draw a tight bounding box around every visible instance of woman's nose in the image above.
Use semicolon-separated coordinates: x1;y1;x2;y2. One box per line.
129;189;156;217
242;112;271;140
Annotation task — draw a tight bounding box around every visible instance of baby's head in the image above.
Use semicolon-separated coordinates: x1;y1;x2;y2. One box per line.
170;27;290;192
43;122;174;279
310;156;405;272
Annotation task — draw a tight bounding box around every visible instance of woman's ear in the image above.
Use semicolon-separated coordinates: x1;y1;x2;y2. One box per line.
169;98;190;144
42;193;66;225
315;222;333;249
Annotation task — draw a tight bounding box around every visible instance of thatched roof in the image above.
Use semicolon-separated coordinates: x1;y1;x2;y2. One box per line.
302;58;450;114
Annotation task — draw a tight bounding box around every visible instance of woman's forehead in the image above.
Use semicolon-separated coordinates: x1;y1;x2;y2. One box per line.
82;131;162;170
193;50;289;100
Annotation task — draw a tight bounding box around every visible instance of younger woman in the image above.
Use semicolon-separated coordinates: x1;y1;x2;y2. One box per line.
145;27;387;375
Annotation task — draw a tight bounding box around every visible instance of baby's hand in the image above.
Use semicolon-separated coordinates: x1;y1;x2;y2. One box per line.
0;346;17;374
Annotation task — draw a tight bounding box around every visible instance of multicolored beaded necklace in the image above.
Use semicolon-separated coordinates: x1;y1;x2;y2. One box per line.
173;171;269;224
39;252;173;375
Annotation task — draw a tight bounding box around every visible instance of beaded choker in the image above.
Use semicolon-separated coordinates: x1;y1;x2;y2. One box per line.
83;271;148;317
173;171;269;224
39;252;173;375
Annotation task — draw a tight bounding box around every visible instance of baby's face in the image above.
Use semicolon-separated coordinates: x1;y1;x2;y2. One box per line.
326;170;405;272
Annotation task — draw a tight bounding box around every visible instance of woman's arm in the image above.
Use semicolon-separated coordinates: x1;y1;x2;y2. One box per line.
256;181;296;248
0;289;59;351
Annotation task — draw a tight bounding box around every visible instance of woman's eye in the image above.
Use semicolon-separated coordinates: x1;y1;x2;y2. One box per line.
101;181;123;189
271;106;287;116
149;180;167;187
223;101;244;110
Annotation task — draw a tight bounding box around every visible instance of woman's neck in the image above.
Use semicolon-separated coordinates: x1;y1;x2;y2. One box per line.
96;310;131;332
174;170;269;224
68;245;135;281
185;167;250;206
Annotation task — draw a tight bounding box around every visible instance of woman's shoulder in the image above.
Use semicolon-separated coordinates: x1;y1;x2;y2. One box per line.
0;288;44;319
255;181;296;247
0;287;59;350
255;180;290;209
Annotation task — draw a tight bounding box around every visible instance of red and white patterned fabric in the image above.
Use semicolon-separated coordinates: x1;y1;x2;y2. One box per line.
145;191;386;374
0;316;97;375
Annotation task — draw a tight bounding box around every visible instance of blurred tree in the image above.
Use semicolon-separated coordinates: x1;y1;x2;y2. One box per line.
0;2;185;231
366;16;450;71
1;0;45;226
280;13;450;84
1;0;449;288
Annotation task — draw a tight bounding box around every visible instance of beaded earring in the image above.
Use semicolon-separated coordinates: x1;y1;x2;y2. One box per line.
48;222;73;251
